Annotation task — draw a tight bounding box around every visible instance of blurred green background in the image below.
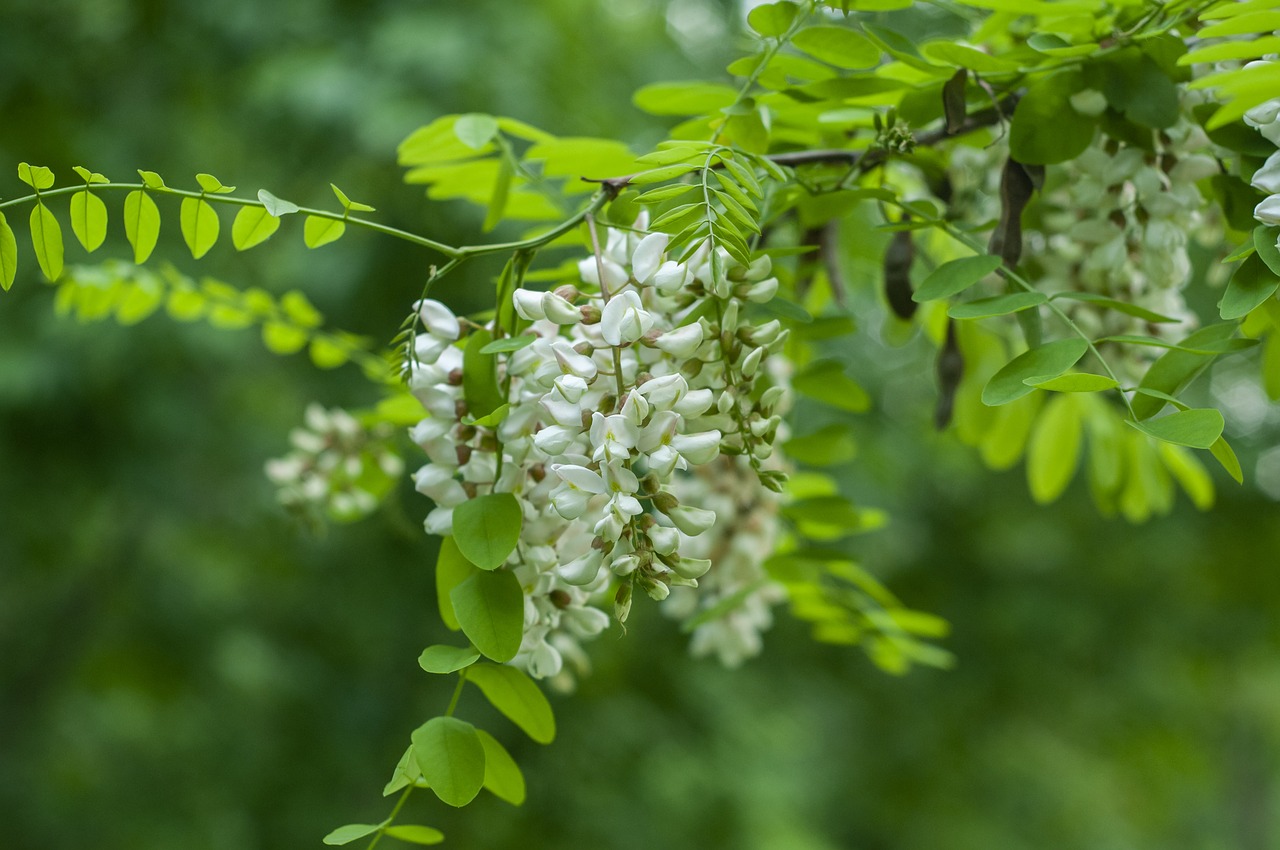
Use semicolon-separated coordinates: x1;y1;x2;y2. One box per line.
3;2;1280;848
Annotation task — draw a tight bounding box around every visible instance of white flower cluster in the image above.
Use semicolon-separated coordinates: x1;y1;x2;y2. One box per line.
266;403;404;522
1243;65;1280;234
405;215;792;681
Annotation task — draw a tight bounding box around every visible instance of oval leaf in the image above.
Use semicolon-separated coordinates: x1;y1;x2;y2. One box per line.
411;717;486;808
383;825;445;845
476;729;526;805
179;196;219;259
1255;225;1280;276
913;254;1003;302
452;493;522;570
123;190;161;263
1219;253;1279;320
465;663;556;744
29;203;64;282
70;190;108;252
304;215;346;248
436;537;476;632
1052;292;1181;323
747;1;799;37
1026;394;1082;504
322;823;384;846
1127;408;1225;449
793;360;870;412
479;334;537;355
949;291;1046;319
232;205;281;251
1025;372;1119;392
982;338;1090;406
17;162;55;190
791;26;880;69
462;330;505;420
0;212;17;291
450;570;524;662
258;189;300;217
418;644;480;674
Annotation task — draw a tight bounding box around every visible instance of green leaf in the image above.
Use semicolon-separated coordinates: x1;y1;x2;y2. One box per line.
476;729;526;805
71;165;109;184
465;663;556;744
913;254;1002;302
1026;394;1082;504
921;41;1019;72
1009;70;1097;165
0;212;18;291
418;644;480;674
257;189;300;217
793;360;870;412
322;823;384;846
179;197;219;259
450;570;524;662
982;338;1090;406
195;173;234;194
1025;372;1119;393
463;330;505;419
411;717;486;808
452;493;522;570
1133;323;1240;419
791;26;879;69
383;745;420;797
463;404;510;429
1051;292;1181;323
308;335;349;369
436;537;476;632
304;215;345;248
1210;436;1244;484
948;291;1046;319
785;423;857;466
331;183;375;213
137;170;166;189
1219;253;1279;320
69;190;108;253
384;825;445;845
232;206;281;251
29;203;64;282
123;190;161;263
454;113;500;150
261;322;309;355
479;334;536;354
1254;226;1280;276
633;81;739;116
747;1;799;37
1127;408;1225;450
17;162;54;190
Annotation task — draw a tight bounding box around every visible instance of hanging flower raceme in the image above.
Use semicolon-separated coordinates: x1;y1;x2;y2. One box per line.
403;217;792;682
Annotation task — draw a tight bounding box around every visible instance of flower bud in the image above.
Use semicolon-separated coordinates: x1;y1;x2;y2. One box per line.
512;289;547;321
542;291;583;324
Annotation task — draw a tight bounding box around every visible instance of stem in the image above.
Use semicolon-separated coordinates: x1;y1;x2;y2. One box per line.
585;213;628;402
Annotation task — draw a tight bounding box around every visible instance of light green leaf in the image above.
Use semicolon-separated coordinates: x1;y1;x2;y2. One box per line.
948;291;1046;319
792;26;879;69
1254;225;1280;276
383;825;445;845
322;823;384;846
785;423;857;466
454;113;500;150
463;330;505;419
304;215;345;248
1158;443;1214;510
466;663;555;744
634;81;741;117
195;173;235;194
1127;408;1225;449
982;338;1090;406
308;335;349;369
29;203;64;282
382;745;420;797
1133;323;1239;419
0;212;18;291
476;729;526;805
436;537;476;631
71;165;109;184
1051;292;1181;323
913;254;1002;302
451;570;524;663
116;280;163;325
921;41;1019;72
69;190;108;252
1009;70;1096;165
463;404;510;429
747;1;799;37
281;290;323;327
261;322;309;355
331;183;375;213
1210;435;1244;484
793;360;870;412
1026;394;1082;504
479;334;536;354
1025;373;1119;392
17;162;54;190
257;189;300;217
1219;253;1279;320
137;170;166;189
123;190;161;263
452;493;522;570
232;206;281;251
180;197;219;259
411;717;486;808
418;644;480;674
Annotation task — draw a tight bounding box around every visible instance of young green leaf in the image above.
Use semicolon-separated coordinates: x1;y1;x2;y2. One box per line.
1210;435;1244;484
463;330;505;419
465;663;556;744
747;1;799;37
260;322;308;355
1219;253;1279;320
948;291;1046;319
383;825;445;845
17;162;55;190
137;169;166;189
71;165;109;184
1009;71;1097;165
791;26;880;69
451;570;524;662
304;215;345;248
1051;292;1181;323
436;537;477;632
793;360;870;412
1127;408;1224;449
257;189;300;217
123;190;161;263
913;254;1002;301
476;729;526;805
1132;323;1241;419
1025;373;1119;392
322;823;385;846
195;173;235;194
418;644;480;674
231;206;281;251
411;717;486;808
69;190;108;252
479;334;537;355
982;338;1090;406
331;183;375;213
29;203;64;282
308;335;349;369
0;212;17;291
1255;226;1280;276
453;113;500;150
1026;394;1082;504
180;197;220;259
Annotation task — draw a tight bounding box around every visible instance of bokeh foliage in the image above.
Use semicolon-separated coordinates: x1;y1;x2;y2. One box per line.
3;1;1280;848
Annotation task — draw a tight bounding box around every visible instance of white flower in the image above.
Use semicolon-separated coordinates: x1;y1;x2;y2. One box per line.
655;323;705;358
415;299;461;340
512;289;546;321
1257;195;1280;227
550;464;605;519
413;463;467;506
631;232;670;283
1253;152;1280;196
637;374;687;410
672;430;722;465
541;291;582;325
589;412;639;464
578;256;629;292
664;504;717;536
743;277;778;303
558;548;604;585
653;261;691;294
673;388;714;419
551;339;598;380
600;290;654;346
533;424;578;456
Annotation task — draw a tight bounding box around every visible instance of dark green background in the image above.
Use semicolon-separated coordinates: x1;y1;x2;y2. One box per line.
2;2;1279;848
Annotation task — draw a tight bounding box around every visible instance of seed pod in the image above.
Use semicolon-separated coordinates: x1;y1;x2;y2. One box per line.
934;319;965;430
883;223;917;320
988;157;1037;269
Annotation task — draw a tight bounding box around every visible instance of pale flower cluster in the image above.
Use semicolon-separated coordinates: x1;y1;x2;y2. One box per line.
405;215;791;681
1243;62;1280;236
